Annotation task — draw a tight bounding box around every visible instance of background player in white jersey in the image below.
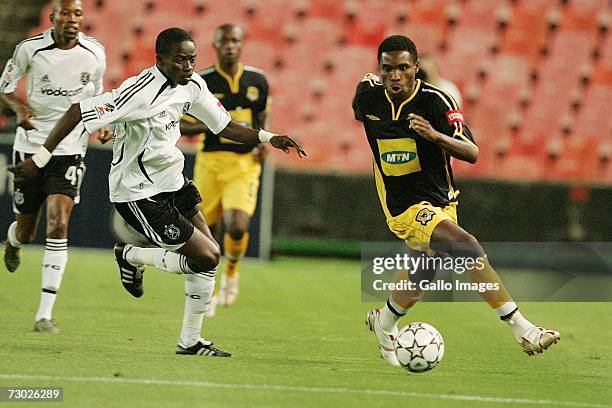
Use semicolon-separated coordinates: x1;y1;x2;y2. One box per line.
0;0;108;333
10;27;305;356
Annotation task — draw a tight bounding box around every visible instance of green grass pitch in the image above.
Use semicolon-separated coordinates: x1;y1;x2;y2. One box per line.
0;247;610;407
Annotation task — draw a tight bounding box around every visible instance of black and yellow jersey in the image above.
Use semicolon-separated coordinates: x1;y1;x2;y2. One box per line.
352;75;477;218
190;63;269;154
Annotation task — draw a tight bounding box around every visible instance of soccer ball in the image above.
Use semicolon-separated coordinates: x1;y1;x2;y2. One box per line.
395;322;445;373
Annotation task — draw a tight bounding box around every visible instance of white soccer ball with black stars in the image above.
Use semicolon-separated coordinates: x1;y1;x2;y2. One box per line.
394;322;445;373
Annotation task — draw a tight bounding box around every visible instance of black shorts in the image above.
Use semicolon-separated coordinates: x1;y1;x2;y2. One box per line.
114;180;203;250
12;150;86;214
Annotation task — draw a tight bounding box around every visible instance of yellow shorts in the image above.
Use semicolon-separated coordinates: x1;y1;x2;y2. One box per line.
387;201;458;252
193;151;261;225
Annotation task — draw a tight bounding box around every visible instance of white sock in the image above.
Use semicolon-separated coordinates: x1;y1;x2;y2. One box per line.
495;300;518;317
379;297;410;332
35;239;68;321
505;310;538;341
180;271;216;347
125;246;191;274
7;221;22;248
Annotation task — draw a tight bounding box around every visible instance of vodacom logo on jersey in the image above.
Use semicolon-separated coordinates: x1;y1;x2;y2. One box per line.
40;86;84;97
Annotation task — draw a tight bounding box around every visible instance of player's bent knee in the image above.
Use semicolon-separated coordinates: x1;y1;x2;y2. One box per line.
16;231;36;244
226;225;246;241
456;233;485;259
46;217;69;238
187;246;220;272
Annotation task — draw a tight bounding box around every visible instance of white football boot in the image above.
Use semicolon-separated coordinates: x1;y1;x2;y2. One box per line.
365;308;400;366
518;326;560;356
204;294;219;317
220;273;240;307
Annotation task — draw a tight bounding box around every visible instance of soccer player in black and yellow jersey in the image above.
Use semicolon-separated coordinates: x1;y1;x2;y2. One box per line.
181;24;269;315
353;36;560;365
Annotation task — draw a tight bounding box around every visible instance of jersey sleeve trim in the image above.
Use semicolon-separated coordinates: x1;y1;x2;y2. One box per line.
150;80;171;105
422;85;477;149
189;78;201;90
115;72;155;109
77;42;99;61
31;42;58;59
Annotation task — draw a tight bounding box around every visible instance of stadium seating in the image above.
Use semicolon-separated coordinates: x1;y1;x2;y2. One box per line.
10;0;612;183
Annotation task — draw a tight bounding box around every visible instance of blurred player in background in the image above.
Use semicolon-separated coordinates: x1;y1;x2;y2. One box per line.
353;35;559;365
416;54;462;106
10;27;305;356
1;0;109;333
181;24;270;315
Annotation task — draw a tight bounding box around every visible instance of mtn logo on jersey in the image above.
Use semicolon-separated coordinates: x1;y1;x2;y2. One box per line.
445;109;464;125
377;138;422;176
95;103;115;118
41;86;84;97
382;151;417;164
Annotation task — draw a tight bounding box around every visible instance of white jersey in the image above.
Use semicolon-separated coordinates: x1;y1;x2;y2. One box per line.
79;65;231;203
0;28;106;156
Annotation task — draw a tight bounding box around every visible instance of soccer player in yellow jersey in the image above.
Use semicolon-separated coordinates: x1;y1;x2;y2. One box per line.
353;35;560;365
181;24;269;314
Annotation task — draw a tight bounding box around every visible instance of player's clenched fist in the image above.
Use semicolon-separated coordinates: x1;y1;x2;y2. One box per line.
8;157;38;181
408;113;440;143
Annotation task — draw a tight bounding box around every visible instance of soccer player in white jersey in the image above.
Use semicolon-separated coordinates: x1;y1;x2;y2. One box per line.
1;0;108;334
10;27;306;356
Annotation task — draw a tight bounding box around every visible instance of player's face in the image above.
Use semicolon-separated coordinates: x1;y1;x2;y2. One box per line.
158;41;197;86
51;0;83;41
214;27;243;65
379;51;419;99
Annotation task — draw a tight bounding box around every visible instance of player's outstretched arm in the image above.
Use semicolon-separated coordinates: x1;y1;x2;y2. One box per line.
218;121;307;157
408;113;478;164
180;116;209;136
8;103;82;180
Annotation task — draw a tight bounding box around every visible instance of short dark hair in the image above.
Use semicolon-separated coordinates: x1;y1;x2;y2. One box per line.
214;23;244;41
377;35;418;63
155;27;194;56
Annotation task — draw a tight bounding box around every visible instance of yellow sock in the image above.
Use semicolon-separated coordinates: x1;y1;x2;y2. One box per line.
224;232;249;278
469;256;512;309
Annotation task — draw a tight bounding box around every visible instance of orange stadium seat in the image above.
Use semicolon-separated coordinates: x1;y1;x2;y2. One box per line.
405;0;458;28
455;0;507;34
307;0;346;19
559;0;607;32
240;40;279;74
544;31;594;75
295;17;343;45
243;0;300;43
489;153;543;182
437;26;497;89
277;41;328;74
592;34;612;86
323;45;377;89
477;54;530;105
498;0;551;65
388;22;443;55
572;84;612;141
